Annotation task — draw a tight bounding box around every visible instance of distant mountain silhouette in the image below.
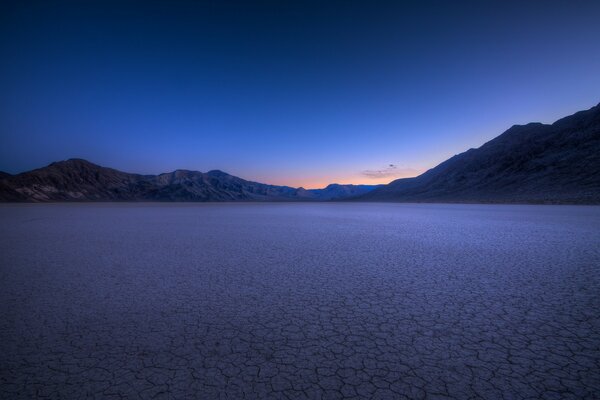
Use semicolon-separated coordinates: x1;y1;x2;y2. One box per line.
2;103;598;204
359;103;600;204
0;159;378;202
297;184;379;200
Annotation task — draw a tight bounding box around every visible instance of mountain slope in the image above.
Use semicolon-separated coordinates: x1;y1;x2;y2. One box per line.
0;159;147;202
0;159;377;202
360;103;600;204
2;104;598;203
297;184;381;201
140;169;302;201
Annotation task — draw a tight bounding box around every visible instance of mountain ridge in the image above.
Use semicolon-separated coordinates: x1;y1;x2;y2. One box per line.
1;103;599;204
357;103;600;204
0;159;379;202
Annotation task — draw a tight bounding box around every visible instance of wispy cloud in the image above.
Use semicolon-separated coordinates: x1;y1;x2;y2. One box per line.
361;164;420;179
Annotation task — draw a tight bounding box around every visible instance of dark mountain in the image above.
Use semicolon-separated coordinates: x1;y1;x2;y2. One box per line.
0;159;377;202
299;184;380;200
141;168;302;201
0;159;145;202
3;103;598;203
0;171;11;179
359;103;600;204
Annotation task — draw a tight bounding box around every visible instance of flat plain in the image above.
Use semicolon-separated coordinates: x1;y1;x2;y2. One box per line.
1;203;599;399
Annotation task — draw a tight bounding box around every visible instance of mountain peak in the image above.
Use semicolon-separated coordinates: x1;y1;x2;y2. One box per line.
206;170;230;177
63;158;95;164
361;103;600;204
505;122;545;133
49;158;101;169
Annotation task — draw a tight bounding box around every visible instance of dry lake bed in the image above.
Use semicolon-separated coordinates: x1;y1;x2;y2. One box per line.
1;203;599;399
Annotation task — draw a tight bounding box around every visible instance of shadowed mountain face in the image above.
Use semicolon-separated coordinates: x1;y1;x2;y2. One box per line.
2;103;598;203
359;103;600;204
296;184;380;201
0;160;378;202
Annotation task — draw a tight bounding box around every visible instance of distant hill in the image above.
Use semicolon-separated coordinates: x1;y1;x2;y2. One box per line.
358;103;600;204
2;103;598;204
298;183;380;200
0;159;378;202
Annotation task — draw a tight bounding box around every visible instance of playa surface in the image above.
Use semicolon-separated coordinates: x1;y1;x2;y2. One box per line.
1;203;599;399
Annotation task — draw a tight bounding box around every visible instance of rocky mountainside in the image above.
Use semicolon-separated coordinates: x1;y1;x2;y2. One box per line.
359;103;600;204
0;159;377;202
2;104;597;204
297;183;380;201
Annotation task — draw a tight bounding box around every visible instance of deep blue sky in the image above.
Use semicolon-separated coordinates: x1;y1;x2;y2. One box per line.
1;0;599;188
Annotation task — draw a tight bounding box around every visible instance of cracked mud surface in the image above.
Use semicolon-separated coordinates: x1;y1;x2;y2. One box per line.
1;203;599;399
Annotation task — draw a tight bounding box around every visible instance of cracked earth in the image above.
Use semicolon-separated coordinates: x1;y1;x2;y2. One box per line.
1;203;599;399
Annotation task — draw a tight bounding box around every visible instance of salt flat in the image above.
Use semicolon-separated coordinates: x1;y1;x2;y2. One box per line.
1;203;599;399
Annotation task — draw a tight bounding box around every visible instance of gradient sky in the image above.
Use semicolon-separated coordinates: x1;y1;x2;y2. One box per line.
1;0;599;188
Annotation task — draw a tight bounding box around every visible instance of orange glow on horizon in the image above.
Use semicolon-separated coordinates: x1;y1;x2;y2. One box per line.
255;169;425;190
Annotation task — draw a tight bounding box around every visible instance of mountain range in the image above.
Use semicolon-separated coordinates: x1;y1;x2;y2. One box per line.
1;103;599;204
0;159;378;202
360;102;600;204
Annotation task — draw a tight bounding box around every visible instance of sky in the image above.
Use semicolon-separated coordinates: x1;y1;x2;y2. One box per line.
1;0;599;188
